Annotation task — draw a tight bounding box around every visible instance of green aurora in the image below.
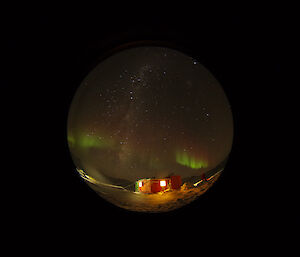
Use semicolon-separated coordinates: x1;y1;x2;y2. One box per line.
68;134;208;170
175;151;208;169
68;133;114;150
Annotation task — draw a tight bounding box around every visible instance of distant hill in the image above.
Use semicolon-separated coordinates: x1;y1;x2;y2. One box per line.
101;174;134;188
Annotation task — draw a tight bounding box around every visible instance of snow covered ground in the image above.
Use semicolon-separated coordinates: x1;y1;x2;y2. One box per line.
86;172;221;212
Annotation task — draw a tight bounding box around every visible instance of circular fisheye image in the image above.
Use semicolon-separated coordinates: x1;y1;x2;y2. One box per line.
67;45;233;212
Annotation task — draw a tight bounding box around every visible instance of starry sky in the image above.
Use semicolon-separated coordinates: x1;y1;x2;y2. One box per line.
68;46;233;182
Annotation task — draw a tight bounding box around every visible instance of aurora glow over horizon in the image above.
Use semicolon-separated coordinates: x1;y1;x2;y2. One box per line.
68;133;114;149
67;46;233;183
175;151;208;169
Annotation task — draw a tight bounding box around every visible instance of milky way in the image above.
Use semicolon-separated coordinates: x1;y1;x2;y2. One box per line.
68;46;233;183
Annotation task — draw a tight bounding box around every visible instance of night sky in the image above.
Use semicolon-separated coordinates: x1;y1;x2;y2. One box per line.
68;46;233;183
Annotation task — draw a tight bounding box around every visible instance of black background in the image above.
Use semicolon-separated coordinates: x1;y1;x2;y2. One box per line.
2;5;295;252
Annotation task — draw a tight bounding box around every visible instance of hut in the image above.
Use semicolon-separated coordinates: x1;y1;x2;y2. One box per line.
135;175;182;193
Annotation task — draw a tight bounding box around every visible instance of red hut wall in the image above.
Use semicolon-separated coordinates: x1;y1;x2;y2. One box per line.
151;180;161;193
170;176;182;189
